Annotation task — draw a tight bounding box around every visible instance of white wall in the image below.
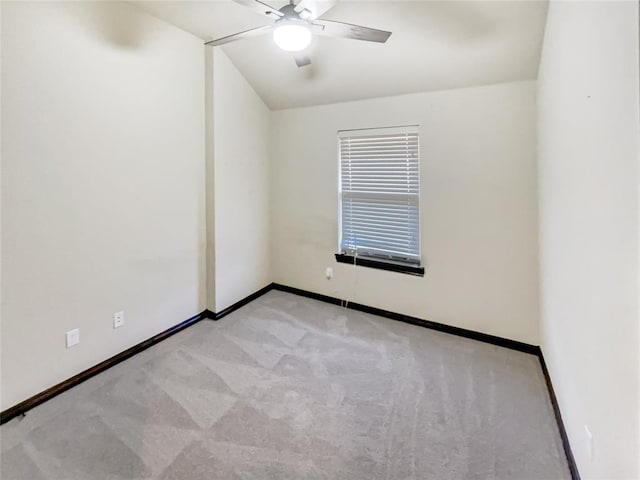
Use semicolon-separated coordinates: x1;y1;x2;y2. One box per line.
0;2;206;410
211;50;271;312
537;1;640;478
271;81;540;344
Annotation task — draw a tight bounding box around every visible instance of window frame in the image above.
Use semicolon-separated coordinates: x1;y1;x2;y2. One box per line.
337;125;424;276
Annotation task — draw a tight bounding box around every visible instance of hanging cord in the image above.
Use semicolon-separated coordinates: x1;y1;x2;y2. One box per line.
342;242;359;309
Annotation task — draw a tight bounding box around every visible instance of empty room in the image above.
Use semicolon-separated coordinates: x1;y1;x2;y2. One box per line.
1;0;638;479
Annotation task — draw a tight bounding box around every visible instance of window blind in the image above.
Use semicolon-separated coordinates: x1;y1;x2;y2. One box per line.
339;126;420;265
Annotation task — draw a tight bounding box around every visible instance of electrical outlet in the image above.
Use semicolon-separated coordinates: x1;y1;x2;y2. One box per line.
585;425;593;460
66;329;80;348
113;311;125;329
325;267;333;279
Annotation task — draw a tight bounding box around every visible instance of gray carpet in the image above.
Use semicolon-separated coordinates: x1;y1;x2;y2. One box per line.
1;291;571;479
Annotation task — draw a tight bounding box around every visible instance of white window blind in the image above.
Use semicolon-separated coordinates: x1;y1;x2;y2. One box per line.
339;126;421;265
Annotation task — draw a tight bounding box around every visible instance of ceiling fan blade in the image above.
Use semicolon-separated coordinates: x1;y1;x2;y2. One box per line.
205;25;273;47
232;0;284;19
294;0;337;20
293;54;312;68
313;20;392;43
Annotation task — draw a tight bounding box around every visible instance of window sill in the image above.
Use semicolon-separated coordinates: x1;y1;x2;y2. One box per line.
334;254;425;277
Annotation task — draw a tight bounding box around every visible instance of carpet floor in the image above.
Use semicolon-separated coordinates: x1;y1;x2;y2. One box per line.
1;290;571;479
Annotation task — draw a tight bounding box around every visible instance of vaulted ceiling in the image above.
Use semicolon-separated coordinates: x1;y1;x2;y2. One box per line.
134;0;548;110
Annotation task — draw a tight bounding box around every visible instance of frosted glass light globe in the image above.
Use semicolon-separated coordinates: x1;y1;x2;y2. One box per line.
273;23;312;52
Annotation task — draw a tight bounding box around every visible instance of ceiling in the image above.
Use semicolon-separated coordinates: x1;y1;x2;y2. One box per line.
133;0;549;110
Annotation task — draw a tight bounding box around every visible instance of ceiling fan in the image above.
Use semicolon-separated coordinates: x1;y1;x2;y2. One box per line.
204;0;392;67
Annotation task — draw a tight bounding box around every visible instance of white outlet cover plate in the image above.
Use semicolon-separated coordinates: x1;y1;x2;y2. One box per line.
66;329;80;348
113;311;125;328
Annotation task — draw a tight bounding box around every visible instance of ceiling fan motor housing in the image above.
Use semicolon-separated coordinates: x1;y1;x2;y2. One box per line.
278;3;311;22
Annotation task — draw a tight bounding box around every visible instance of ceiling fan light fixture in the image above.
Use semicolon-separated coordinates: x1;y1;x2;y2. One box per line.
273;21;312;52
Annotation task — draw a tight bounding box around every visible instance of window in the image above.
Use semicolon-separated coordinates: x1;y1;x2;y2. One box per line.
337;125;423;276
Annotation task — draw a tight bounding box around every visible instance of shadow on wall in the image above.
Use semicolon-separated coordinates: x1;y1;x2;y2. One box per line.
401;1;497;44
74;2;153;51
